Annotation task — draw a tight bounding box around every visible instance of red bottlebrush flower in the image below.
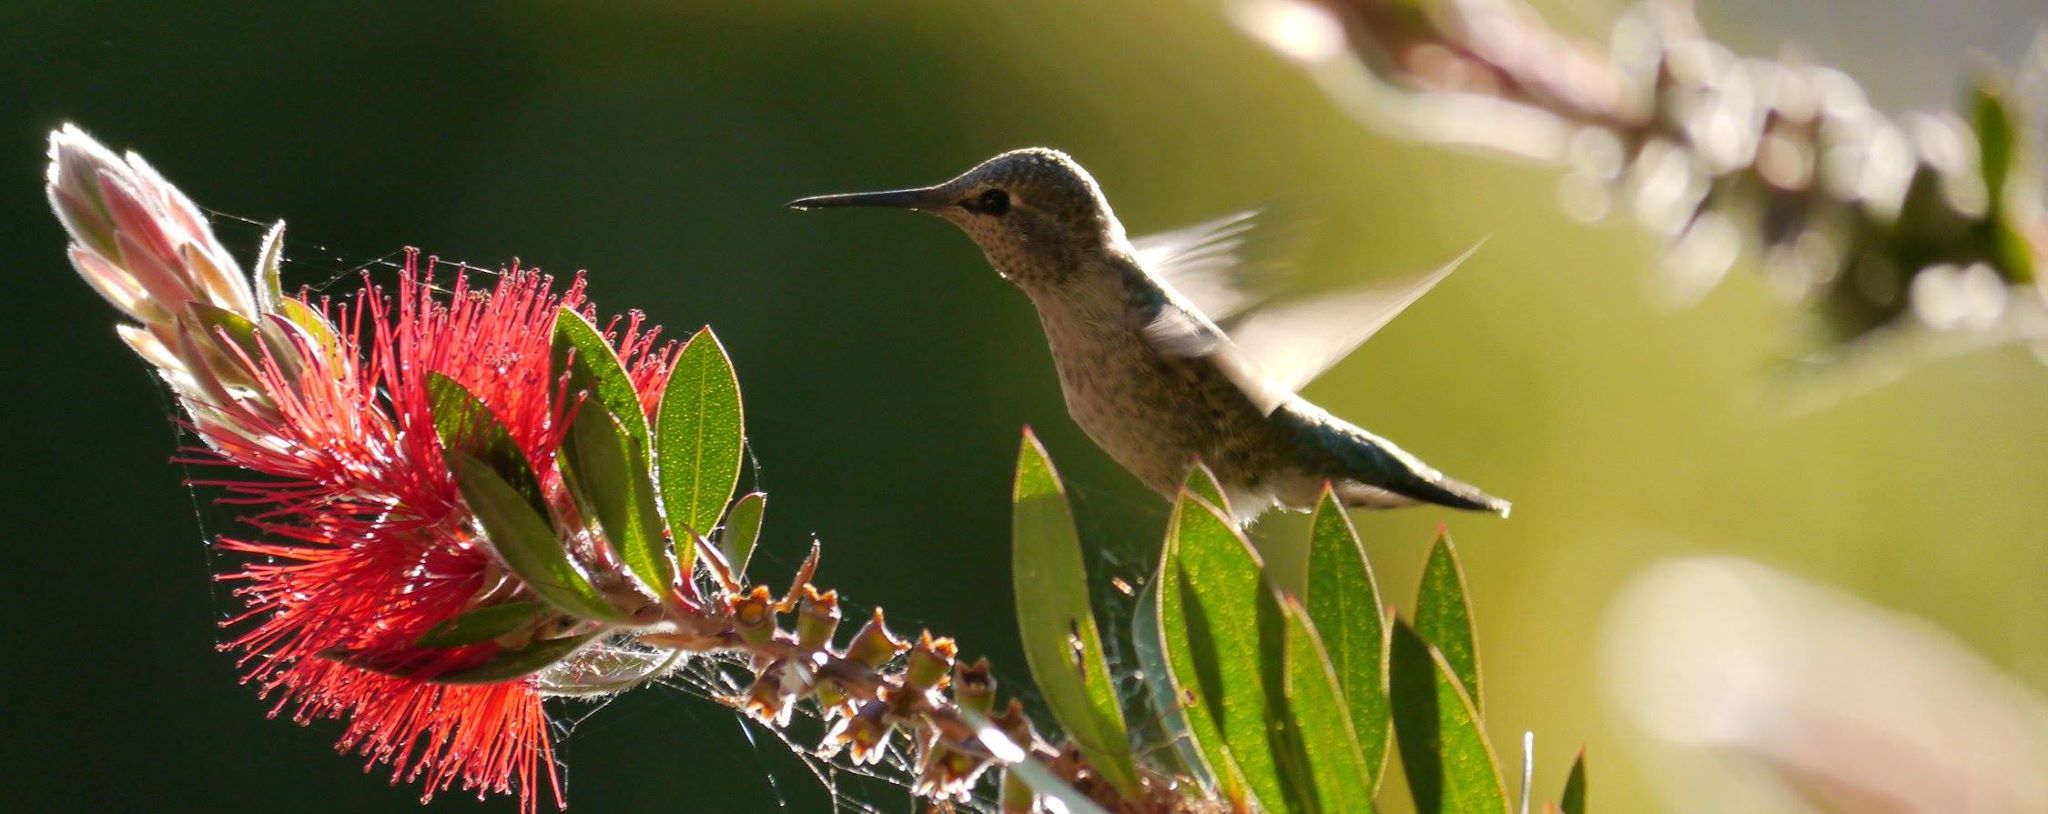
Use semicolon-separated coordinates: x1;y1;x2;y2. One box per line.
49;120;684;813
206;259;678;811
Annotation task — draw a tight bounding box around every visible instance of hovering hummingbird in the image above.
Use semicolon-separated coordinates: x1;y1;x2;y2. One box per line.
789;148;1509;524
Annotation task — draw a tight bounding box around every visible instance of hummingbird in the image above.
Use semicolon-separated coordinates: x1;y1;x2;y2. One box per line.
789;148;1508;524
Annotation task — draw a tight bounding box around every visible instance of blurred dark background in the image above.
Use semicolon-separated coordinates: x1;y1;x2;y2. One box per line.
2;2;2042;812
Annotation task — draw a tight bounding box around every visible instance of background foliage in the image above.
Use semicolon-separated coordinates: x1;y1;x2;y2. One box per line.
2;1;2042;812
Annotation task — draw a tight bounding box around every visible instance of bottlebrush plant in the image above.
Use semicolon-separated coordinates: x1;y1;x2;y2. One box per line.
46;124;1580;814
1229;0;2047;371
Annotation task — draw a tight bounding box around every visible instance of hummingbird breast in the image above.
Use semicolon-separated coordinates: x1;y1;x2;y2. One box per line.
1028;267;1287;504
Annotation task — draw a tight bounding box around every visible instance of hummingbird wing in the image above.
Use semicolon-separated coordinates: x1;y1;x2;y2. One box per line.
1131;208;1304;322
1140;243;1478;416
1139;297;1298;416
1227;243;1476;397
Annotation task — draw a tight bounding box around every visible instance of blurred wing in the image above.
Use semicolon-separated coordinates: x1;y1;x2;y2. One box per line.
1227;243;1477;397
1132;208;1302;322
1139;295;1297;416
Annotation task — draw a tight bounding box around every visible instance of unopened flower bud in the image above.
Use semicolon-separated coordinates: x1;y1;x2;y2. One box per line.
914;739;993;803
952;657;996;714
905;632;957;692
821;697;895;766
813;678;854;721
742;663;796;728
844;608;908;668
795;586;841;651
729;585;779;647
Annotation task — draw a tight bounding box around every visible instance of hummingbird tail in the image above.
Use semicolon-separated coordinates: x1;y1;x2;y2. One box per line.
1336;474;1511;517
1315;422;1514;516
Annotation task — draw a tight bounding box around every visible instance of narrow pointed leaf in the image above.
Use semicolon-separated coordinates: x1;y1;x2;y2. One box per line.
428;373;551;525
434;633;600;685
721;491;767;576
1149;514;1249;801
1304;487;1391;788
253;220;285;313
1972;77;2037;283
553;307;672;591
448;453;628;624
1184;461;1232;516
656;327;744;566
1390;619;1510;814
1416;531;1482;715
1973;77;2017;206
553;307;651;440
1131;576;1211;785
188;301;262;358
1011;429;1140;799
1560;750;1586;814
278;297;339;362
562;396;671;595
416;601;547;648
1275;595;1376;814
1991;217;2037;284
1256;588;1318;814
1159;490;1287;810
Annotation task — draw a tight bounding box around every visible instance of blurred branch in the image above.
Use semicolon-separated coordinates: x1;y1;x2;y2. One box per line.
1606;557;2048;812
1228;0;2048;372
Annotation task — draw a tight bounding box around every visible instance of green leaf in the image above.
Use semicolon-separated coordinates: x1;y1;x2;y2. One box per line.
416;601;546;648
1184;461;1232;516
554;308;676;596
1973;76;2017;206
428;373;551;525
424;375;609;622
448;452;629;624
656;327;744;569
1416;531;1482;715
553;307;652;441
1560;749;1587;814
1131;576;1211;785
1303;487;1392;789
434;633;599;685
721;491;767;577
1011;429;1140;800
278;297;339;361
187;301;262;358
1992;219;2038;284
1971;76;2036;283
1275;595;1376;814
1158;487;1286;810
1152;481;1249;802
1390;619;1510;814
562;396;672;596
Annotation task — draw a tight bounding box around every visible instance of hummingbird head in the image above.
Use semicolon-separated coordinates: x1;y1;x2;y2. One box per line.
787;148;1125;289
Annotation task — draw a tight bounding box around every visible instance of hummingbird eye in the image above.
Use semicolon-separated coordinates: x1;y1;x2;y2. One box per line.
967;188;1011;215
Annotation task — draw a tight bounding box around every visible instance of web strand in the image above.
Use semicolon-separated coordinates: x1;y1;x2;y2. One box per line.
198;206;506;296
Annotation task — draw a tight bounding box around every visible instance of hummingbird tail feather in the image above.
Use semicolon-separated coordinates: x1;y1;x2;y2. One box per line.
1335;475;1510;516
1306;414;1513;517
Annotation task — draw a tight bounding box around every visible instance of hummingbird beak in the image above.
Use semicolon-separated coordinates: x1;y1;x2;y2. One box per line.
785;185;952;212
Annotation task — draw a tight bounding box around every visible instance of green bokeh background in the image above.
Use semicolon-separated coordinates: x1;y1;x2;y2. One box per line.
3;2;2042;812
